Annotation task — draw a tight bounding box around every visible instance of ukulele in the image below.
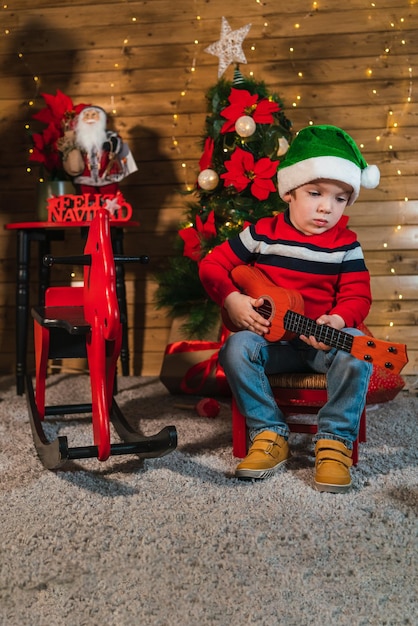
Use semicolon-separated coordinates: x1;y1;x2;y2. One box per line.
222;265;408;375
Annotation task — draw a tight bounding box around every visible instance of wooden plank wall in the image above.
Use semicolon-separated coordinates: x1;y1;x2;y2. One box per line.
1;0;417;377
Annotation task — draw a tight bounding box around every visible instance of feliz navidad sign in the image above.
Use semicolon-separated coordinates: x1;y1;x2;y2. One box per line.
46;192;133;222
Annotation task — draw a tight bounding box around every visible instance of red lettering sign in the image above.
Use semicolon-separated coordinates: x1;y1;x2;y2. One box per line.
46;192;133;222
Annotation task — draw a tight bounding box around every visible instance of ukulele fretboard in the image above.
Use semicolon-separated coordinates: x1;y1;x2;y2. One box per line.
284;310;354;352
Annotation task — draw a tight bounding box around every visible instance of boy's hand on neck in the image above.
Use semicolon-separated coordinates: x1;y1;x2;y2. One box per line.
299;313;345;350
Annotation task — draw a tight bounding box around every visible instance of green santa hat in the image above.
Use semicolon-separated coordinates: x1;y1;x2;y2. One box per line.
277;124;380;205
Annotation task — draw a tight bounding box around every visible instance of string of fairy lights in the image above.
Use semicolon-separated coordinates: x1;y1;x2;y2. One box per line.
1;0;416;339
2;2;413;187
166;1;415;339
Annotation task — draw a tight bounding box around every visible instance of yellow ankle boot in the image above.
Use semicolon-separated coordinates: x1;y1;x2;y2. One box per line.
235;430;290;480
314;439;353;493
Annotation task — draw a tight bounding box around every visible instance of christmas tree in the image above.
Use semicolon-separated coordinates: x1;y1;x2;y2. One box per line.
155;67;293;338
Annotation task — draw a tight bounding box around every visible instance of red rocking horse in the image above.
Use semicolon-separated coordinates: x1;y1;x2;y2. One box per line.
27;208;177;469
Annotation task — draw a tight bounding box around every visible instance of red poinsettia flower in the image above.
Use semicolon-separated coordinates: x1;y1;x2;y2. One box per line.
30;124;62;172
179;211;217;261
32;89;89;130
220;88;280;134
199;137;215;171
30;90;91;177
221;147;278;200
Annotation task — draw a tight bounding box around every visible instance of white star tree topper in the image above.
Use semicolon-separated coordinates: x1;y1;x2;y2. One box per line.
205;17;252;79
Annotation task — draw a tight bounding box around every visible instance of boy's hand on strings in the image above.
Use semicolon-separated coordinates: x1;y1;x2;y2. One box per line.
299;313;345;351
224;291;270;336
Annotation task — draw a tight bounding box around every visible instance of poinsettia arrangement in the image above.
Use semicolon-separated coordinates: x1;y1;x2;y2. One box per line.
29;89;89;180
179;72;292;262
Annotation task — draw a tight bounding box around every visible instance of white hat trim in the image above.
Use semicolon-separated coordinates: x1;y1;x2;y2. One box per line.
278;155;361;205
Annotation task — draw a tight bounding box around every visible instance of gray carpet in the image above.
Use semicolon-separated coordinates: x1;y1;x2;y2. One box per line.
0;373;417;626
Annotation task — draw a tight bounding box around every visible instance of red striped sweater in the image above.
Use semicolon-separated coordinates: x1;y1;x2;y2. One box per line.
199;210;371;328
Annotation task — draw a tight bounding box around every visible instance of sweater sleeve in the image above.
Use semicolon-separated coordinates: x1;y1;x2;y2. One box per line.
199;238;248;307
329;247;372;328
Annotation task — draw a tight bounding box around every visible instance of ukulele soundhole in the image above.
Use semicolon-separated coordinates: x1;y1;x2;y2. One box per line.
257;296;274;322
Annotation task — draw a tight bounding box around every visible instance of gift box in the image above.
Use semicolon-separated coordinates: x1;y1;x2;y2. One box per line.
160;325;231;397
358;323;405;404
367;366;405;404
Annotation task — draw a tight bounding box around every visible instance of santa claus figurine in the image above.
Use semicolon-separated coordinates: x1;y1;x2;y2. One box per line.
58;105;137;201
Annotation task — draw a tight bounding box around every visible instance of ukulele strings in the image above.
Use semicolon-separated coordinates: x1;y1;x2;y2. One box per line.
256;302;273;320
284;311;354;352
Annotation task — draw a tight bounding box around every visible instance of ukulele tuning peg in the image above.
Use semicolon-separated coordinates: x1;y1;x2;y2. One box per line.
366;340;376;347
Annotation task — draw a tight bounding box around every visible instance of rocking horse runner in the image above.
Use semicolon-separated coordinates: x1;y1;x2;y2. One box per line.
27;208;177;469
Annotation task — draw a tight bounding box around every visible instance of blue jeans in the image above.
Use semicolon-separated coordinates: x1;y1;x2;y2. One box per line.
219;329;372;449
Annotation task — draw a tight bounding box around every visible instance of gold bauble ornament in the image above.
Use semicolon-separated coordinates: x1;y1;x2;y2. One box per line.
235;115;256;138
198;169;219;191
277;137;290;156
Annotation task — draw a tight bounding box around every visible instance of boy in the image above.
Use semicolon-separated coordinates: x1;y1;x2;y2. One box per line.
199;125;380;493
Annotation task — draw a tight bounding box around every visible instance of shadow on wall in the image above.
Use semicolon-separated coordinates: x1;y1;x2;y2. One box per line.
0;17;79;378
0;14;181;379
121;123;180;375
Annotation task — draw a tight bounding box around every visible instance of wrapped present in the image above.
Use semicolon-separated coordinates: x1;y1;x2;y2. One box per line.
358;323;405;403
367;366;405;404
160;327;231;397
